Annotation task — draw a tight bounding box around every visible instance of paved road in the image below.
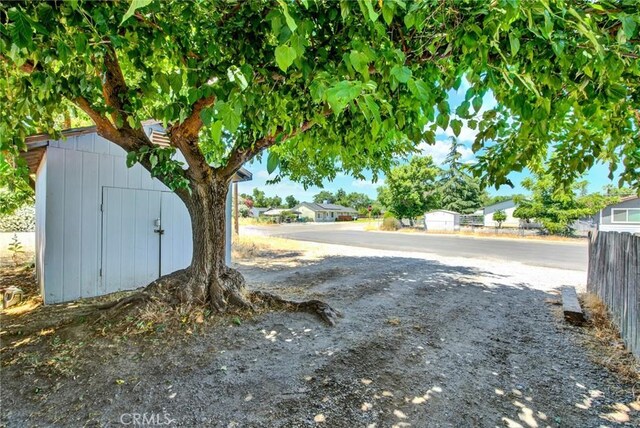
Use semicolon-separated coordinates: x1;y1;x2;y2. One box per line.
245;224;588;271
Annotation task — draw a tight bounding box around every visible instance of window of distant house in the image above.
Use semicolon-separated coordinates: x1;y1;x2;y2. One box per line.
612;208;640;223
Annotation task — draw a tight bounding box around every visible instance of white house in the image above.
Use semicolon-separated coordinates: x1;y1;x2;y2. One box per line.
596;196;640;233
424;210;460;231
23;124;251;304
483;199;521;228
295;202;358;222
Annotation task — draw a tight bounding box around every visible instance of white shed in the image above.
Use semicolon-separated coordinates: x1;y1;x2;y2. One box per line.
23;124;251;304
424;210;460;231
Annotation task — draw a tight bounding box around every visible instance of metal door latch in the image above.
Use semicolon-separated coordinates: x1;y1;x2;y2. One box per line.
154;218;165;235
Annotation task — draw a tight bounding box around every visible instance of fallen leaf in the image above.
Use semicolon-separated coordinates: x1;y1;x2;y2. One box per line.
361;402;372;411
361;378;373;385
169;392;177;399
314;414;326;423
115;379;125;385
195;313;204;323
382;391;394;397
244;394;253;402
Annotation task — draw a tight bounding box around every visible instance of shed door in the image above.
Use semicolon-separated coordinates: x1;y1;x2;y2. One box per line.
101;187;162;294
101;187;193;295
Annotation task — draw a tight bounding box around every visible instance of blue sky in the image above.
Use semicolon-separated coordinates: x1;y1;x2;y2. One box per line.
238;82;619;202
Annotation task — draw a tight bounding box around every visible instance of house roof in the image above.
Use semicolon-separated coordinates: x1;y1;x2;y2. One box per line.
295;202;358;213
483;199;516;213
425;209;460;215
21;125;252;183
263;208;301;216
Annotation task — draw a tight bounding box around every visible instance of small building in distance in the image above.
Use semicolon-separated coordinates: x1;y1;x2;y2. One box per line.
295;202;358;222
483;199;520;228
596;195;640;234
424;210;460;231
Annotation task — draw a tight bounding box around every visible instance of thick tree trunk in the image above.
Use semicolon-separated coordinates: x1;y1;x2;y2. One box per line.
107;176;340;325
147;178;252;312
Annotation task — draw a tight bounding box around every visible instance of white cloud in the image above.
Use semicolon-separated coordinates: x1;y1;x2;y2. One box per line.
418;139;473;165
255;170;271;179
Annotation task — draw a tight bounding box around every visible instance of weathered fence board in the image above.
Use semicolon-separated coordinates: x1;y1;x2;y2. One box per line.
587;231;639;358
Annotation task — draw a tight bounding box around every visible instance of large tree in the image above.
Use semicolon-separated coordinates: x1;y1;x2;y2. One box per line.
2;1;638;319
438;138;483;214
377;155;441;223
514;175;616;235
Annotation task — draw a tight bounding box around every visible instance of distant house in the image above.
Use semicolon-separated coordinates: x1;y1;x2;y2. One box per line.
262;208;301;223
250;207;269;218
597;196;640;233
483;199;521;228
424;210;460;231
295;202;357;222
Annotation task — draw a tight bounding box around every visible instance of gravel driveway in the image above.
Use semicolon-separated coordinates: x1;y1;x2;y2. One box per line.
1;241;638;427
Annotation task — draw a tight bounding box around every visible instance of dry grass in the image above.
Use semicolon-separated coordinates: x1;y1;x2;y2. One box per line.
580;293;640;388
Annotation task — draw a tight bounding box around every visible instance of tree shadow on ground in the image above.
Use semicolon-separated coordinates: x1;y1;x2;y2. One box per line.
1;251;636;427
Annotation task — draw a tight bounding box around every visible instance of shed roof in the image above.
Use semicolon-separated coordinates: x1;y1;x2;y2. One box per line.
21;125;251;183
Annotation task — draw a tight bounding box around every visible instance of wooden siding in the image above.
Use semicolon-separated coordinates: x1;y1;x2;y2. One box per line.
587;231;640;358
39;130;232;304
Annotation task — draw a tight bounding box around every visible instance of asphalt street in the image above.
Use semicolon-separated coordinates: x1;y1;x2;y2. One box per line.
245;223;588;271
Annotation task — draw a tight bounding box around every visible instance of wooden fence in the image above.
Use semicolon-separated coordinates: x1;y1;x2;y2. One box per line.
587;231;639;358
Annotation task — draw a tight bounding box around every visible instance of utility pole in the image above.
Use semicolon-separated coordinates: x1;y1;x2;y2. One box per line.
234;181;239;235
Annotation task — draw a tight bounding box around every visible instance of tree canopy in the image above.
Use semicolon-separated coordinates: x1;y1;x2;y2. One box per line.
513;174;617;234
1;0;639;195
377;155;440;221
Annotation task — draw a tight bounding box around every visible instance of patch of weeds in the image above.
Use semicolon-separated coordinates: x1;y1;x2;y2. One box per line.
580;293;640;388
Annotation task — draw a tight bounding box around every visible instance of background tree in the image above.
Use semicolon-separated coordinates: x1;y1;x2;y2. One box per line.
437;138;483;214
313;191;335;204
285;195;299;209
2;1;638;319
377;156;440;224
250;189;268;208
513;174;615;235
492;210;507;229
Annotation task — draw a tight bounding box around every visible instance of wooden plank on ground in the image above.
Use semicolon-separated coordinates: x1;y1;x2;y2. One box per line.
562;286;586;325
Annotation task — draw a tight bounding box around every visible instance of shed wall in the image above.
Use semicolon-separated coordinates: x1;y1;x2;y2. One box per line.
39;130;232;303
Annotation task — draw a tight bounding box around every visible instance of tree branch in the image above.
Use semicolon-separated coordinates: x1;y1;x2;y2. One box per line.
219;117;321;179
167;96;216;181
100;47;132;126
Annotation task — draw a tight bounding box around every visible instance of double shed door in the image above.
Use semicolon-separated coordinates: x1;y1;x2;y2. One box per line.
101;187;192;294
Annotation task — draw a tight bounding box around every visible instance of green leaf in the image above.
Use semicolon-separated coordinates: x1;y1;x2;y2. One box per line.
363;95;381;123
349;50;370;80
200;107;214;126
126;151;137;168
509;33;520;56
436;113;449;131
358;0;379;22
121;0;152;25
391;65;412;83
227;66;248;91
326;80;363;114
8;8;33;49
267;151;279;174
210;120;223;145
277;0;298;32
407;79;431;104
620;15;637;39
219;102;242;133
275;44;297;72
450;119;462;137
472;96;482;113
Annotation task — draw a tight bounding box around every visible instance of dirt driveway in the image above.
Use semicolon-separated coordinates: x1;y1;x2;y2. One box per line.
1;238;638;427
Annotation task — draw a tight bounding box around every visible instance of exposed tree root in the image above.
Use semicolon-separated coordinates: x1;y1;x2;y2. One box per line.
250;291;342;326
94;268;340;326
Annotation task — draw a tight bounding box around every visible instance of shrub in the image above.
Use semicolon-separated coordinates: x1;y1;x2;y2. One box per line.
0;204;35;232
381;216;401;231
